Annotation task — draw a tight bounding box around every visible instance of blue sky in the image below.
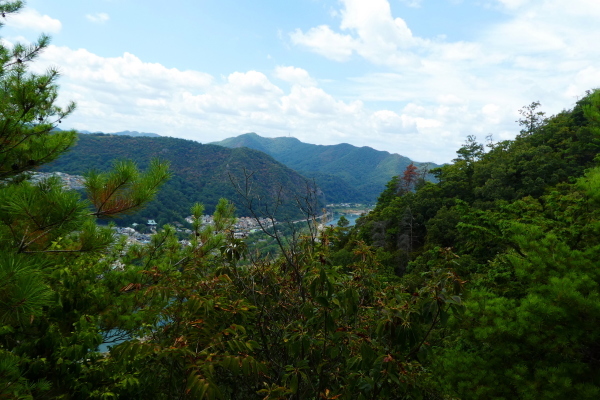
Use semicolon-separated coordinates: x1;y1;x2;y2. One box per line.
2;0;599;163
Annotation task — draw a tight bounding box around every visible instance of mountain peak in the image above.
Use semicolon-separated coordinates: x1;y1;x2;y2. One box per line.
211;133;439;203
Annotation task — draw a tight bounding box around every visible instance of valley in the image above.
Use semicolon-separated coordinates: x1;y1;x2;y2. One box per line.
212;132;439;203
3;2;599;396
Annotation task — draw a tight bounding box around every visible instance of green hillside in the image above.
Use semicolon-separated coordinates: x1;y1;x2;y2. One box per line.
56;127;162;137
327;91;600;397
212;133;438;203
7;16;600;396
40;134;320;225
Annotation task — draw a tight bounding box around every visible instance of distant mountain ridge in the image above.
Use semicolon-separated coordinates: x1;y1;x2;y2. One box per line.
78;129;161;137
41;134;320;225
211;133;439;203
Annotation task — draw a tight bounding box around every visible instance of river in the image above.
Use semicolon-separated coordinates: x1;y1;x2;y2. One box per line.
327;213;362;227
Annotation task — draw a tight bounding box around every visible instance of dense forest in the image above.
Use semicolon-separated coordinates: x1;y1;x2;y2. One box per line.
212;132;438;203
330;93;600;398
41;134;321;224
3;2;600;398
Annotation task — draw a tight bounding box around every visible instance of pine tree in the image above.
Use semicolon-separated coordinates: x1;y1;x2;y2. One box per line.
0;4;169;397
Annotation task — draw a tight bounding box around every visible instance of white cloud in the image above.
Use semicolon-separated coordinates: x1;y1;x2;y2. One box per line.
32;43;467;161
0;35;30;48
371;110;417;134
281;86;362;117
482;104;501;124
4;8;61;33
36;47;213;92
27;43;520;163
398;0;423;7
494;0;531;10
15;0;600;164
285;0;600;161
86;13;110;24
227;71;282;95
274;66;317;87
291;0;425;67
291;0;600;81
290;25;356;62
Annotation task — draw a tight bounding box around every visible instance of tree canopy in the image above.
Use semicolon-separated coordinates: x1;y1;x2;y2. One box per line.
338;89;600;399
2;2;600;398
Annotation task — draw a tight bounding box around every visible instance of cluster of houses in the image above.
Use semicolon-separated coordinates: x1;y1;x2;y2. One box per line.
326;203;365;208
29;171;281;243
183;215;276;236
231;216;276;237
111;226;154;244
111;214;277;245
30;172;86;190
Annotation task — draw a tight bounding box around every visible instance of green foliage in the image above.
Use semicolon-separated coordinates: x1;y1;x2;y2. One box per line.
0;19;76;182
436;221;600;399
0;254;51;326
86;159;171;218
357;91;600;266
517;101;547;136
212;132;438;203
4;3;600;397
337;215;350;228
0;177;91;251
346;88;600;398
0;12;171;397
42;134;320;224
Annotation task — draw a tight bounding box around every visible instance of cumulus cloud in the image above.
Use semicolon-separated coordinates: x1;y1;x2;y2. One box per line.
3;8;61;33
227;71;282;95
371;110;417;134
493;0;530;9
26;43;521;163
281;86;362;117
290;25;356;62
398;0;423;7
16;0;600;164
286;0;600;161
29;47;381;153
86;13;110;24
291;0;425;67
274;66;317;87
31;42;463;161
293;0;600;89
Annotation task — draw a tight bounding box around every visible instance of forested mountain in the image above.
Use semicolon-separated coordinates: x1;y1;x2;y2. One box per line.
79;129;162;137
327;92;600;398
6;6;600;397
55;127;162;137
212;132;438;203
40;134;320;224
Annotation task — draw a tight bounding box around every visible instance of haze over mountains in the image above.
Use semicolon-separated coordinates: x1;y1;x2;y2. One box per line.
212;133;439;203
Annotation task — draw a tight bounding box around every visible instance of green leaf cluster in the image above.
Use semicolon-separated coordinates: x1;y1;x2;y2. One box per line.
41;134;321;224
4;4;600;398
343;89;600;398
